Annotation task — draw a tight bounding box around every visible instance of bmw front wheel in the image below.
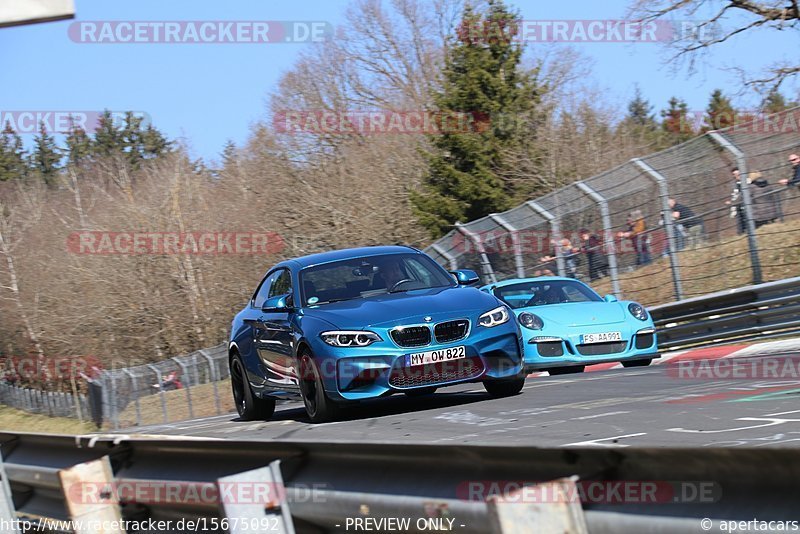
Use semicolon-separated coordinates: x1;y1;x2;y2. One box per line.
299;352;340;423
483;377;525;397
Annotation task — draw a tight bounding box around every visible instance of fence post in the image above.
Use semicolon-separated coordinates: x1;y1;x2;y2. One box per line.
708;131;763;284
172;357;194;421
455;223;498;283
122;369;141;427
633;158;684;301
429;243;458;271
148;364;169;424
526;201;565;277
575;182;622;297
200;349;222;416
489;213;525;278
0;451;18;533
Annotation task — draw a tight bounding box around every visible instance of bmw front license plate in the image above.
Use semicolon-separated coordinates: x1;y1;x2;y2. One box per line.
406;346;466;367
581;332;622;344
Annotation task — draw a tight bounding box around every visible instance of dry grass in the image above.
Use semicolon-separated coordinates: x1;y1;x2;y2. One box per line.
112;379;236;429
0;404;95;434
591;218;800;306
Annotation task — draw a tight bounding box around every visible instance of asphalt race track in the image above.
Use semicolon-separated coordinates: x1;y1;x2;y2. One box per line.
121;340;800;448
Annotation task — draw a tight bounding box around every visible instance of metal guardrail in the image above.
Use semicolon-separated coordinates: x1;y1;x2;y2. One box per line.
2;432;800;533
650;276;800;350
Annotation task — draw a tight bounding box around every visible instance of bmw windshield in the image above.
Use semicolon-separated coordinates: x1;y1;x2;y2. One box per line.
300;253;456;306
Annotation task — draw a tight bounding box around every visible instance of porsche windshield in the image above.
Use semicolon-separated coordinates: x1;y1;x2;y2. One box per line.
494;280;603;309
300;253;455;306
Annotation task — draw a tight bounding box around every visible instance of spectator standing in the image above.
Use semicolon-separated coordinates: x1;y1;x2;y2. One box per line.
579;228;608;280
729;168;781;230
618;210;651;266
669;199;703;250
779;153;800;188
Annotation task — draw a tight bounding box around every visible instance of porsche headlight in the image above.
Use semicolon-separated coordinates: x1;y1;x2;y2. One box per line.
628;303;648;321
518;312;544;330
321;331;382;347
478;306;510;328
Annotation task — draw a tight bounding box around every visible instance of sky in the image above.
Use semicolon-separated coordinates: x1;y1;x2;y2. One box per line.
1;0;797;163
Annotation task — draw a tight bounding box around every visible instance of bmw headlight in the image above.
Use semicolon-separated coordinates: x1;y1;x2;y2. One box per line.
628;303;648;321
518;312;544;330
478;306;510;328
320;331;382;347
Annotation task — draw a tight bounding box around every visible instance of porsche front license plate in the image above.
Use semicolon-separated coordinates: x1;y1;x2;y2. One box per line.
581;332;622;344
406;346;466;367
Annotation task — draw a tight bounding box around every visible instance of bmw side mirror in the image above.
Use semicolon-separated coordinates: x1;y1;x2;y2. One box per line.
262;294;293;312
604;294;618;303
450;269;480;286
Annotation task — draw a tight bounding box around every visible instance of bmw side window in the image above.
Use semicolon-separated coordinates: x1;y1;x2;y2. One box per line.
269;269;292;298
253;272;276;309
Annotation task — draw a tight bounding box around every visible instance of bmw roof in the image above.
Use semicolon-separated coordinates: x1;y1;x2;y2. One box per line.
281;245;421;269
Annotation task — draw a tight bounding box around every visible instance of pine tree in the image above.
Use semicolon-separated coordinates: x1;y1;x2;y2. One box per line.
617;87;662;149
411;0;541;237
660;97;694;145
702;89;736;131
64;115;92;166
92;110;123;158
761;90;798;114
0;122;27;181
31;121;61;186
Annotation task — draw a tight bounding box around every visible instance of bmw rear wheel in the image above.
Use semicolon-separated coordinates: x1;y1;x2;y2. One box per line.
484;377;525;397
299;352;340;423
230;354;276;421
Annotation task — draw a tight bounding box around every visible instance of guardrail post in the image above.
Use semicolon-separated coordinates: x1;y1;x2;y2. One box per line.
429;243;458;271
172;357;194;421
574;182;621;296
455;223;498;283
489;213;525;278
58;456;125;533
200;349;222;416
487;477;588;534
526;201;565;277
633;158;683;301
148;364;169;424
217;460;296;534
122;368;141;427
708;131;763;285
0;452;18;533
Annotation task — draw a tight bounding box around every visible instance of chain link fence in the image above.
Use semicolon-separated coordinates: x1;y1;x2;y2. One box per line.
90;344;231;429
426;107;800;306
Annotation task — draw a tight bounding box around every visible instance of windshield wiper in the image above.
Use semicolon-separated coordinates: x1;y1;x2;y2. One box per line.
316;296;363;305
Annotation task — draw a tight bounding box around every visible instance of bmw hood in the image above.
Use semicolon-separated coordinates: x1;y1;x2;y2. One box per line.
518;302;628;327
302;287;500;329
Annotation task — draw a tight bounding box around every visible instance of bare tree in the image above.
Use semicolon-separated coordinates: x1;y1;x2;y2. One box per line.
628;0;800;93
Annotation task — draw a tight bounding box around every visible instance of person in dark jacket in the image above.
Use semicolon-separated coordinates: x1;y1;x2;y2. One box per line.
668;199;703;250
579;228;608;280
779;154;800;187
730;168;781;229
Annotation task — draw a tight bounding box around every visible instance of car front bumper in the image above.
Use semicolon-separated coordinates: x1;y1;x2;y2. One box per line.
310;328;524;402
521;326;658;371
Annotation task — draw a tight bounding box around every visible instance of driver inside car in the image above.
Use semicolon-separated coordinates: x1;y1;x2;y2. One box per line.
374;258;409;291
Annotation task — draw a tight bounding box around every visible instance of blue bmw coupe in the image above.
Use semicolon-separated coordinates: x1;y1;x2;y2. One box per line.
229;246;525;422
481;277;658;375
